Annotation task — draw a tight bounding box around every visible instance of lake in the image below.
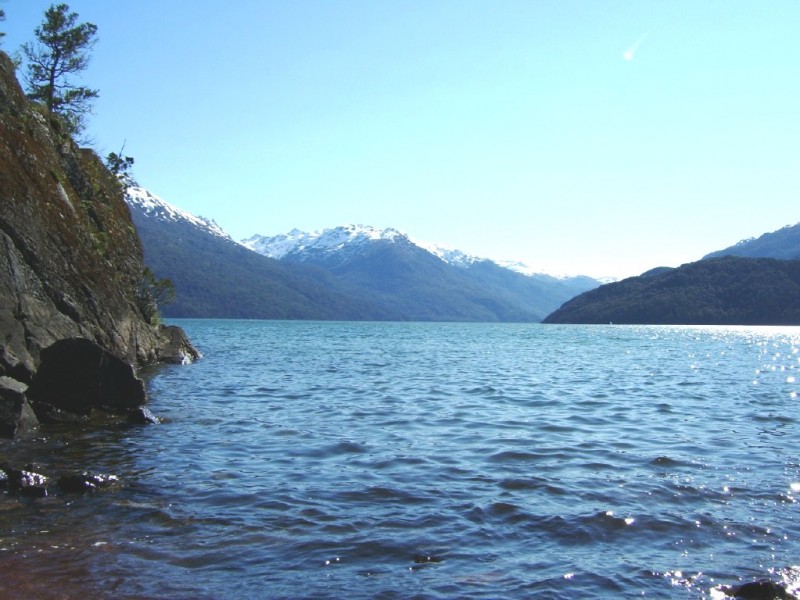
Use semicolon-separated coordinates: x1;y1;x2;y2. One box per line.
1;321;799;598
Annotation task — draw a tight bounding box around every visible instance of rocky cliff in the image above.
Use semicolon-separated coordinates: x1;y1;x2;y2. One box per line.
0;51;196;437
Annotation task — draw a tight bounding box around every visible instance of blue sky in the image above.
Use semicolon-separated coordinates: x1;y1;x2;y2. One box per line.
3;1;799;278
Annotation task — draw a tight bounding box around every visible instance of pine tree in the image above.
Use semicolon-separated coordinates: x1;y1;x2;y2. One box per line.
22;3;98;135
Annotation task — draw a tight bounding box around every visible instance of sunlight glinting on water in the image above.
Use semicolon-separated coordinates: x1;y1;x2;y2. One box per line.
2;322;800;599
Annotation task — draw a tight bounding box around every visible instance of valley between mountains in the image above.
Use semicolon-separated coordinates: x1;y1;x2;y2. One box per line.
124;187;601;322
125;187;800;325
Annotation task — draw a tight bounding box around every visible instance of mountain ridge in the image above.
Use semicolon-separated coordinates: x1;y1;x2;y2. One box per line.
243;225;593;281
242;224;602;321
703;222;800;261
543;256;800;325
125;187;392;320
126;187;601;321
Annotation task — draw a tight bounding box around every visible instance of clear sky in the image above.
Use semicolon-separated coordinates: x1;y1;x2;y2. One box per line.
3;1;799;279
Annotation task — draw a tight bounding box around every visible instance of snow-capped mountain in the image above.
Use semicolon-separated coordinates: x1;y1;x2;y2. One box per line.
124;188;392;320
125;186;231;241
415;241;483;269
242;224;603;320
244;225;556;276
242;225;408;260
495;259;551;277
123;187;602;321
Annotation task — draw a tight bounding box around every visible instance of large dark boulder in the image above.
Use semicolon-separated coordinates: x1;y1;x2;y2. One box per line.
0;376;38;437
26;338;146;416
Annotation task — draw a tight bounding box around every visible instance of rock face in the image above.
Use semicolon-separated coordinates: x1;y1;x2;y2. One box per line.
0;377;37;437
0;50;197;436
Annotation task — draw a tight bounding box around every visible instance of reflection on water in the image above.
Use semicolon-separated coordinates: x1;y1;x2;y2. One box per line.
1;323;799;599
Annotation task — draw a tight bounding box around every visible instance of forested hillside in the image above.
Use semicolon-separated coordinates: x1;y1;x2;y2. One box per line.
131;207;395;320
704;222;800;261
544;257;800;325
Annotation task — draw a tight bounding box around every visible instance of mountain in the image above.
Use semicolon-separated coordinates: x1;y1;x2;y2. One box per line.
125;189;394;320
126;187;232;241
127;191;600;322
544;220;800;325
243;226;601;321
543;256;800;325
703;222;800;261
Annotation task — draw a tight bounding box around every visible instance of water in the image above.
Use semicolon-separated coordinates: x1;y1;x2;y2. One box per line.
2;321;800;599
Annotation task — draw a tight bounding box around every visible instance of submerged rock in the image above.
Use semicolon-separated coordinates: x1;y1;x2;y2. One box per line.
58;472;119;494
0;465;49;498
723;579;797;599
30;401;90;424
0;464;120;497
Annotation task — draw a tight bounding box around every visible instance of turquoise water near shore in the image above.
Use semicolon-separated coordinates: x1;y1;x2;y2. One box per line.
2;321;800;598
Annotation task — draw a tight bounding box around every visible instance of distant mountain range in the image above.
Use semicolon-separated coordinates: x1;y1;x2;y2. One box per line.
125;187;601;322
125;188;386;320
544;222;800;325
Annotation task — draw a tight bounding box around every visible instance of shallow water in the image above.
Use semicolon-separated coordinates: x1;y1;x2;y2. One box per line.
2;322;800;598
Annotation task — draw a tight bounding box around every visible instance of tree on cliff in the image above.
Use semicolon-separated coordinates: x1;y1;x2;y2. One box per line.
22;3;98;135
106;143;136;186
0;9;6;43
137;267;175;326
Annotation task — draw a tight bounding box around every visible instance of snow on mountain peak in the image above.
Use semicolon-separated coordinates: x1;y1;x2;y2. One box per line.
414;240;482;268
495;259;551;277
124;186;232;241
416;241;563;277
242;225;409;259
242;224;571;277
122;187;602;282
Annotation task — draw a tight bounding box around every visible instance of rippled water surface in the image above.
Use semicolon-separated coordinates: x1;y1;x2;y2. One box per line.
2;321;800;598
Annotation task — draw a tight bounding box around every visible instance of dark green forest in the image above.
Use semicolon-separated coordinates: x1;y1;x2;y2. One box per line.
544;257;800;325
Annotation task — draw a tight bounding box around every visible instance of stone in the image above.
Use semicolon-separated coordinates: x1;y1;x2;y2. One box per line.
0;49;186;387
158;325;201;364
127;405;159;425
1;465;49;498
58;472;119;494
0;376;38;438
724;579;796;599
30;401;89;424
26;338;146;416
